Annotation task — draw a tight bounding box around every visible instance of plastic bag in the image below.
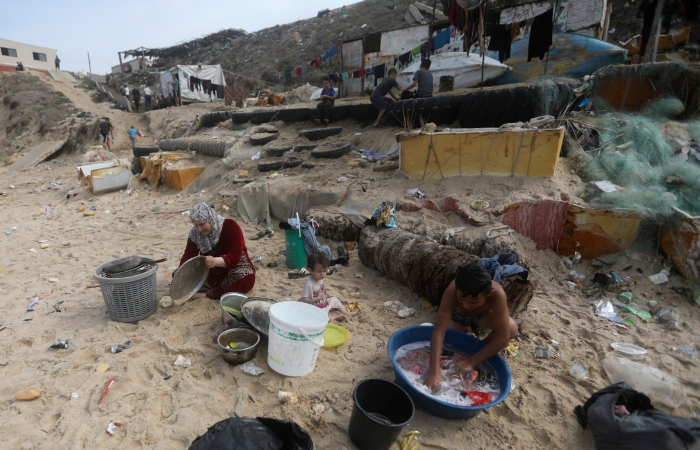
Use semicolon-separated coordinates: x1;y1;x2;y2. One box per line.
595;300;623;323
603;356;686;409
188;417;314;450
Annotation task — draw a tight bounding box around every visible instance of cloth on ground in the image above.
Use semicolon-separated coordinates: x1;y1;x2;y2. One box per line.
287;219;332;261
527;9;553;62
371;201;397;228
477;253;528;283
574;382;700;450
237;181;272;229
502;200;570;251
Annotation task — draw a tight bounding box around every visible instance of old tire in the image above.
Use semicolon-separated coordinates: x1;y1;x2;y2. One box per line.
230;112;251;123
250;109;279;124
276;108;310;122
257;160;283;172
264;146;293;157
301;163;316;169
311;142;352;159
329;104;352;121
133;145;160;157
250;132;280;146
349;103;379;121
299;127;343;141
282;156;302;169
292;145;317;152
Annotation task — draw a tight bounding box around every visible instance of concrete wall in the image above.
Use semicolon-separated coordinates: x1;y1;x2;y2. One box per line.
111;58;153;74
0;38;57;71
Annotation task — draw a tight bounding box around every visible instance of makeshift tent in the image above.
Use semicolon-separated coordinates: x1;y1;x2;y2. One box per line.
161;64;226;103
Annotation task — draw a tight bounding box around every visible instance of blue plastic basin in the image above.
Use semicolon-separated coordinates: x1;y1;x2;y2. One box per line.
387;325;512;419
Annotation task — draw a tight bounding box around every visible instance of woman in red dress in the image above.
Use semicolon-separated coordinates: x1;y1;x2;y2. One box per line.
180;203;255;300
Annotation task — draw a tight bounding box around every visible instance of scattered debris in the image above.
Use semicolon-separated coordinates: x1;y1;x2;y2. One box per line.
173;354;191;368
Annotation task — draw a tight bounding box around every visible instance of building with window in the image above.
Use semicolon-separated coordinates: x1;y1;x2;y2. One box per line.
110;57;153;74
0;38;57;72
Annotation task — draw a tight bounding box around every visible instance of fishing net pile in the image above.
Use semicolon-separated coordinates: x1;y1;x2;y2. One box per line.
568;97;700;219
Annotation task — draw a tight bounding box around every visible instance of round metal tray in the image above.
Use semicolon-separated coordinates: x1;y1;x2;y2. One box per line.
171;256;209;304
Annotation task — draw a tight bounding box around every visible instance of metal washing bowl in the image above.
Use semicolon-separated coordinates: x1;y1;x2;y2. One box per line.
170;256;209;304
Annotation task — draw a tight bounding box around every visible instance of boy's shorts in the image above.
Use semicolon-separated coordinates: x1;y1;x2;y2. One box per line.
451;310;485;332
129;136;136;143
370;95;393;111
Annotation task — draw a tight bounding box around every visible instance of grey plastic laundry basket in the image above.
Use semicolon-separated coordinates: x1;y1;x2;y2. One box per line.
93;259;158;322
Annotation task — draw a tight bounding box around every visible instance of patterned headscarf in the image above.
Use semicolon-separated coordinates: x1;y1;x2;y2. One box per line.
188;203;225;254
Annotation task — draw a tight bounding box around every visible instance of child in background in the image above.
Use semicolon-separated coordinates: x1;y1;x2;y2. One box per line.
128;126;137;149
315;78;336;125
301;253;357;319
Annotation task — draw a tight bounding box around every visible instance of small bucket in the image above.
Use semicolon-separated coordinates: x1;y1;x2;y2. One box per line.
285;228;307;269
349;378;415;450
220;293;247;328
267;302;328;377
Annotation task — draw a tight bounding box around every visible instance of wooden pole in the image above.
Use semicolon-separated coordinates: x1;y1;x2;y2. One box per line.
118;52;124;73
432;0;437;25
643;0;663;63
87;52;92;76
480;3;487;90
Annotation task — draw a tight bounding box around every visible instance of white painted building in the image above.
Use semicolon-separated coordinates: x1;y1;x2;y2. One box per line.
0;38;57;72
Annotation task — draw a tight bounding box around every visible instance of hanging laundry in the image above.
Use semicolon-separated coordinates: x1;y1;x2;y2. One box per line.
314;57;322;67
466;6;480;50
528;9;553;62
373;64;385;80
295;67;302;75
284;71;292;83
329;73;340;83
365;67;374;77
329;45;338;57
510;22;520;42
301;64;309;75
487;22;512;62
352;70;359;78
358;68;367;77
411;46;421;58
398;51;412;67
433;27;450;50
341;72;348;81
448;0;461;27
461;7;469;33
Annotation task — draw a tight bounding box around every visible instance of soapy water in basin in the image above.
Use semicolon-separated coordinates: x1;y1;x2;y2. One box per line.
395;341;500;407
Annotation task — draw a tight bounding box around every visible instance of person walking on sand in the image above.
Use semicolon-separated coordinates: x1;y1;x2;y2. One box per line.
143;85;153;110
128;126;137;149
54;55;60;70
132;86;141;112
95;117;115;152
123;85;130;100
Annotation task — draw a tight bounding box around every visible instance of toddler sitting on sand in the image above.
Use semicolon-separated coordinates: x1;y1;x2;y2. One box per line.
301;253;357;319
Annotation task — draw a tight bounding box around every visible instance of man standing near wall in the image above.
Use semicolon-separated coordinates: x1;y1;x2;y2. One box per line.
54;55;60;70
132;86;141;112
143;85;153;110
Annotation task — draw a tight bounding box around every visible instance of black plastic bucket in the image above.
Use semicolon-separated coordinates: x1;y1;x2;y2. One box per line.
349;378;415;450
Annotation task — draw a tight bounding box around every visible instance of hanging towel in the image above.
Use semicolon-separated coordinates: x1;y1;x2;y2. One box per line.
352;70;359;78
358;68;367;77
329;45;338;56
528;9;553;62
488;23;512;62
365;67;374;77
341;72;348;81
329;73;340;83
373;63;385;79
433;28;450;50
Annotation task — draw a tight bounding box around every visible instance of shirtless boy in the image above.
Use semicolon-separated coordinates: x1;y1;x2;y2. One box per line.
424;263;518;391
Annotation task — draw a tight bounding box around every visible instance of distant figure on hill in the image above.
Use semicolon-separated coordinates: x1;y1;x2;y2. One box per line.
54;55;60;70
132;87;141;112
143;86;153;110
95;117;115;152
123;85;130;99
370;67;405;127
403;59;433;99
314;77;336;125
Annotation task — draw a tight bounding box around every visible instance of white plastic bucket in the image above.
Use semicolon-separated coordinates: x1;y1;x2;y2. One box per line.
267;302;329;377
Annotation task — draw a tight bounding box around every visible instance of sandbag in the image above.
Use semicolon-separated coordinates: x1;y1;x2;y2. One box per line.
574;382;700;450
189;417;314;450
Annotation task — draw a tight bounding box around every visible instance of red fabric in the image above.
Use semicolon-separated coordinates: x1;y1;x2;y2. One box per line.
180;219;256;298
502;200;571;251
462;391;492;406
358;69;367;77
295;67;302;75
448;0;461;26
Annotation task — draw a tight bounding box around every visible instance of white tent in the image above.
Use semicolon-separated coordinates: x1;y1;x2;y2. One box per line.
161;64;226;103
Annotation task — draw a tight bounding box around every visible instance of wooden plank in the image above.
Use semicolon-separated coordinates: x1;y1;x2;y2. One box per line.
9;140;66;171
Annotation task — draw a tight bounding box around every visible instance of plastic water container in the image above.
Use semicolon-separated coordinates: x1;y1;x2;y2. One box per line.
285;228;307;269
267;302;328;376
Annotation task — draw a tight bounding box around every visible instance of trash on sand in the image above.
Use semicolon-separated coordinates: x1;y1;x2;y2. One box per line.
654;307;677;322
504;341;520;357
407;188;426;199
151;205;161;212
570;251;582;263
400;430;422;450
567;281;577;291
159;296;173;308
312;404;325;415
594;300;623;323
619;292;633;303
98;379;114;406
106;420;122;435
611;342;647;361
240;361;264;376
111;340;133;353
470;199;489;210
569;363;589;379
648;270;670;284
397;308;416;318
173;354;191;368
533;347;558;358
251;151;261;161
96;364;109;373
27;289;54;310
671;347;698;366
621;306;651;323
277;391;298;404
625;250;651;262
337;176;348;182
667;320;682;331
603;356;686;408
71;392;79;399
49;340;69;349
15;386;41;401
29;248;37;253
346;302;360;312
594;181;620;193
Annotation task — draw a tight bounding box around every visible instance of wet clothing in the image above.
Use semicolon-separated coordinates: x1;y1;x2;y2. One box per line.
477;253;528;283
413;69;434;98
180;218;256;300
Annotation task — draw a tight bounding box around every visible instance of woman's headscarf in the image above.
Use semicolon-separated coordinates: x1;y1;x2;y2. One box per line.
188;203;225;254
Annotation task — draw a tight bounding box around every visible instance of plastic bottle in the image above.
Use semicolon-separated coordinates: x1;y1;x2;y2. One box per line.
603;356;686;408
